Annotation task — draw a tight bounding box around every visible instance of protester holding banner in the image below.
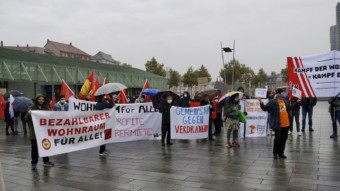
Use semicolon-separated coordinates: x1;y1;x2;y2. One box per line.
200;94;214;140
159;95;174;146
179;91;191;107
53;95;69;111
259;88;300;159
301;97;317;132
224;93;241;147
329;94;340;139
25;95;55;170
95;95;114;156
211;96;222;136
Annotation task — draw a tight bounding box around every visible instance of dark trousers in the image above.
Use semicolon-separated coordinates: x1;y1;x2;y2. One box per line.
273;128;289;155
331;111;340;135
31;139;49;164
290;110;300;132
213;113;222;135
99;145;106;153
161;123;171;144
302;108;313;129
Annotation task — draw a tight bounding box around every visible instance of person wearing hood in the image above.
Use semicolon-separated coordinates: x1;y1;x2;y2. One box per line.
159;95;174;146
179;91;191;107
53;95;69;111
25;95;55;170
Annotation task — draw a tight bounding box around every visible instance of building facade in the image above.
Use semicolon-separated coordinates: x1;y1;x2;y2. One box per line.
44;39;91;61
330;3;340;51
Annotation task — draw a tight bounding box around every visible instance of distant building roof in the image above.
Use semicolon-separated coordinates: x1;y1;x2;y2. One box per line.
92;51;119;64
3;46;45;54
45;40;90;56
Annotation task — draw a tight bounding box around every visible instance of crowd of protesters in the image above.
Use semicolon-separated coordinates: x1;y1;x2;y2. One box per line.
1;86;339;170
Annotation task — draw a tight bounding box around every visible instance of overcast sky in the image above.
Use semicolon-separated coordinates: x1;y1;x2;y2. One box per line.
0;0;337;79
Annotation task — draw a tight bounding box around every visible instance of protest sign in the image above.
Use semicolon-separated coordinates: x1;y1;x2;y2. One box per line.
255;88;267;98
31;109;115;157
68;96;96;111
170;105;209;139
292;87;302;98
112;103;162;142
287;51;340;97
239;99;268;138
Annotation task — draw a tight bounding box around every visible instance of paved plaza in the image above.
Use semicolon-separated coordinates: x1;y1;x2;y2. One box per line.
0;101;340;191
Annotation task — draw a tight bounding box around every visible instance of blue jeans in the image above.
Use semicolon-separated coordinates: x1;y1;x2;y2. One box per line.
331;111;340;135
290;110;300;132
302;108;313;129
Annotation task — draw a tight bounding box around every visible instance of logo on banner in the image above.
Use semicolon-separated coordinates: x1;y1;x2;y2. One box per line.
42;138;52;150
104;129;112;140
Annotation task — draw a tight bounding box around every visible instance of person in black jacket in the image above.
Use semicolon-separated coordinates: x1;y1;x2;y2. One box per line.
179;91;191;107
200;94;214;140
159;95;174;146
259;88;300;159
95;95;114;156
301;97;317;132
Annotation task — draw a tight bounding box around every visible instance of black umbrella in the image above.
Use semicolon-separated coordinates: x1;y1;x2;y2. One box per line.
12;96;33;113
3;90;24;99
151;91;180;110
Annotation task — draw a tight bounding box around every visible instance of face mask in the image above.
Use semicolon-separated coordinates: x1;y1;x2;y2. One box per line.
235;98;239;102
141;99;145;102
167;100;173;104
184;94;187;98
60;100;65;104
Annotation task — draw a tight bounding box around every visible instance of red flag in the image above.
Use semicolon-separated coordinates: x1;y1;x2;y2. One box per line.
89;77;100;101
117;90;128;104
50;93;56;110
78;71;94;99
0;93;6;120
60;80;74;101
141;79;151;102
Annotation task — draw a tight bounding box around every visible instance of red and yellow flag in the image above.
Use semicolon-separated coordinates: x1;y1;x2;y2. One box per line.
89;77;100;101
78;71;94;100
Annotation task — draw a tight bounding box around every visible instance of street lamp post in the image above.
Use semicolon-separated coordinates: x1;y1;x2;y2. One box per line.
221;40;235;90
220;42;227;84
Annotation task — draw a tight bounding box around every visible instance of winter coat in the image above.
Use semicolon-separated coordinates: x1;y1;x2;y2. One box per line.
329;96;340;112
223;100;240;119
260;98;296;131
301;97;317;109
53;102;69;111
25;96;49;140
95;100;114;111
159;103;172;126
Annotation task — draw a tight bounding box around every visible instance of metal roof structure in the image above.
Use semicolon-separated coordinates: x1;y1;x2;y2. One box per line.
0;48;167;90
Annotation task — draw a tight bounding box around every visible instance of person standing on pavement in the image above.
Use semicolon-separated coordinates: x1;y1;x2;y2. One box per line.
95;95;114;156
4;101;15;135
211;96;222;136
259;88;300;159
25;95;55;170
289;96;302;136
159;95;174;146
329;93;340;139
224;93;241;148
200;94;214;141
301;97;317;132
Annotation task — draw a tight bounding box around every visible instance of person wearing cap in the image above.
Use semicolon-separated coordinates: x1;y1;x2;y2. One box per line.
259;88;300;159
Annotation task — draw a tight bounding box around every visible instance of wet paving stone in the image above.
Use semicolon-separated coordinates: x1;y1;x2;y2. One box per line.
1;101;340;190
